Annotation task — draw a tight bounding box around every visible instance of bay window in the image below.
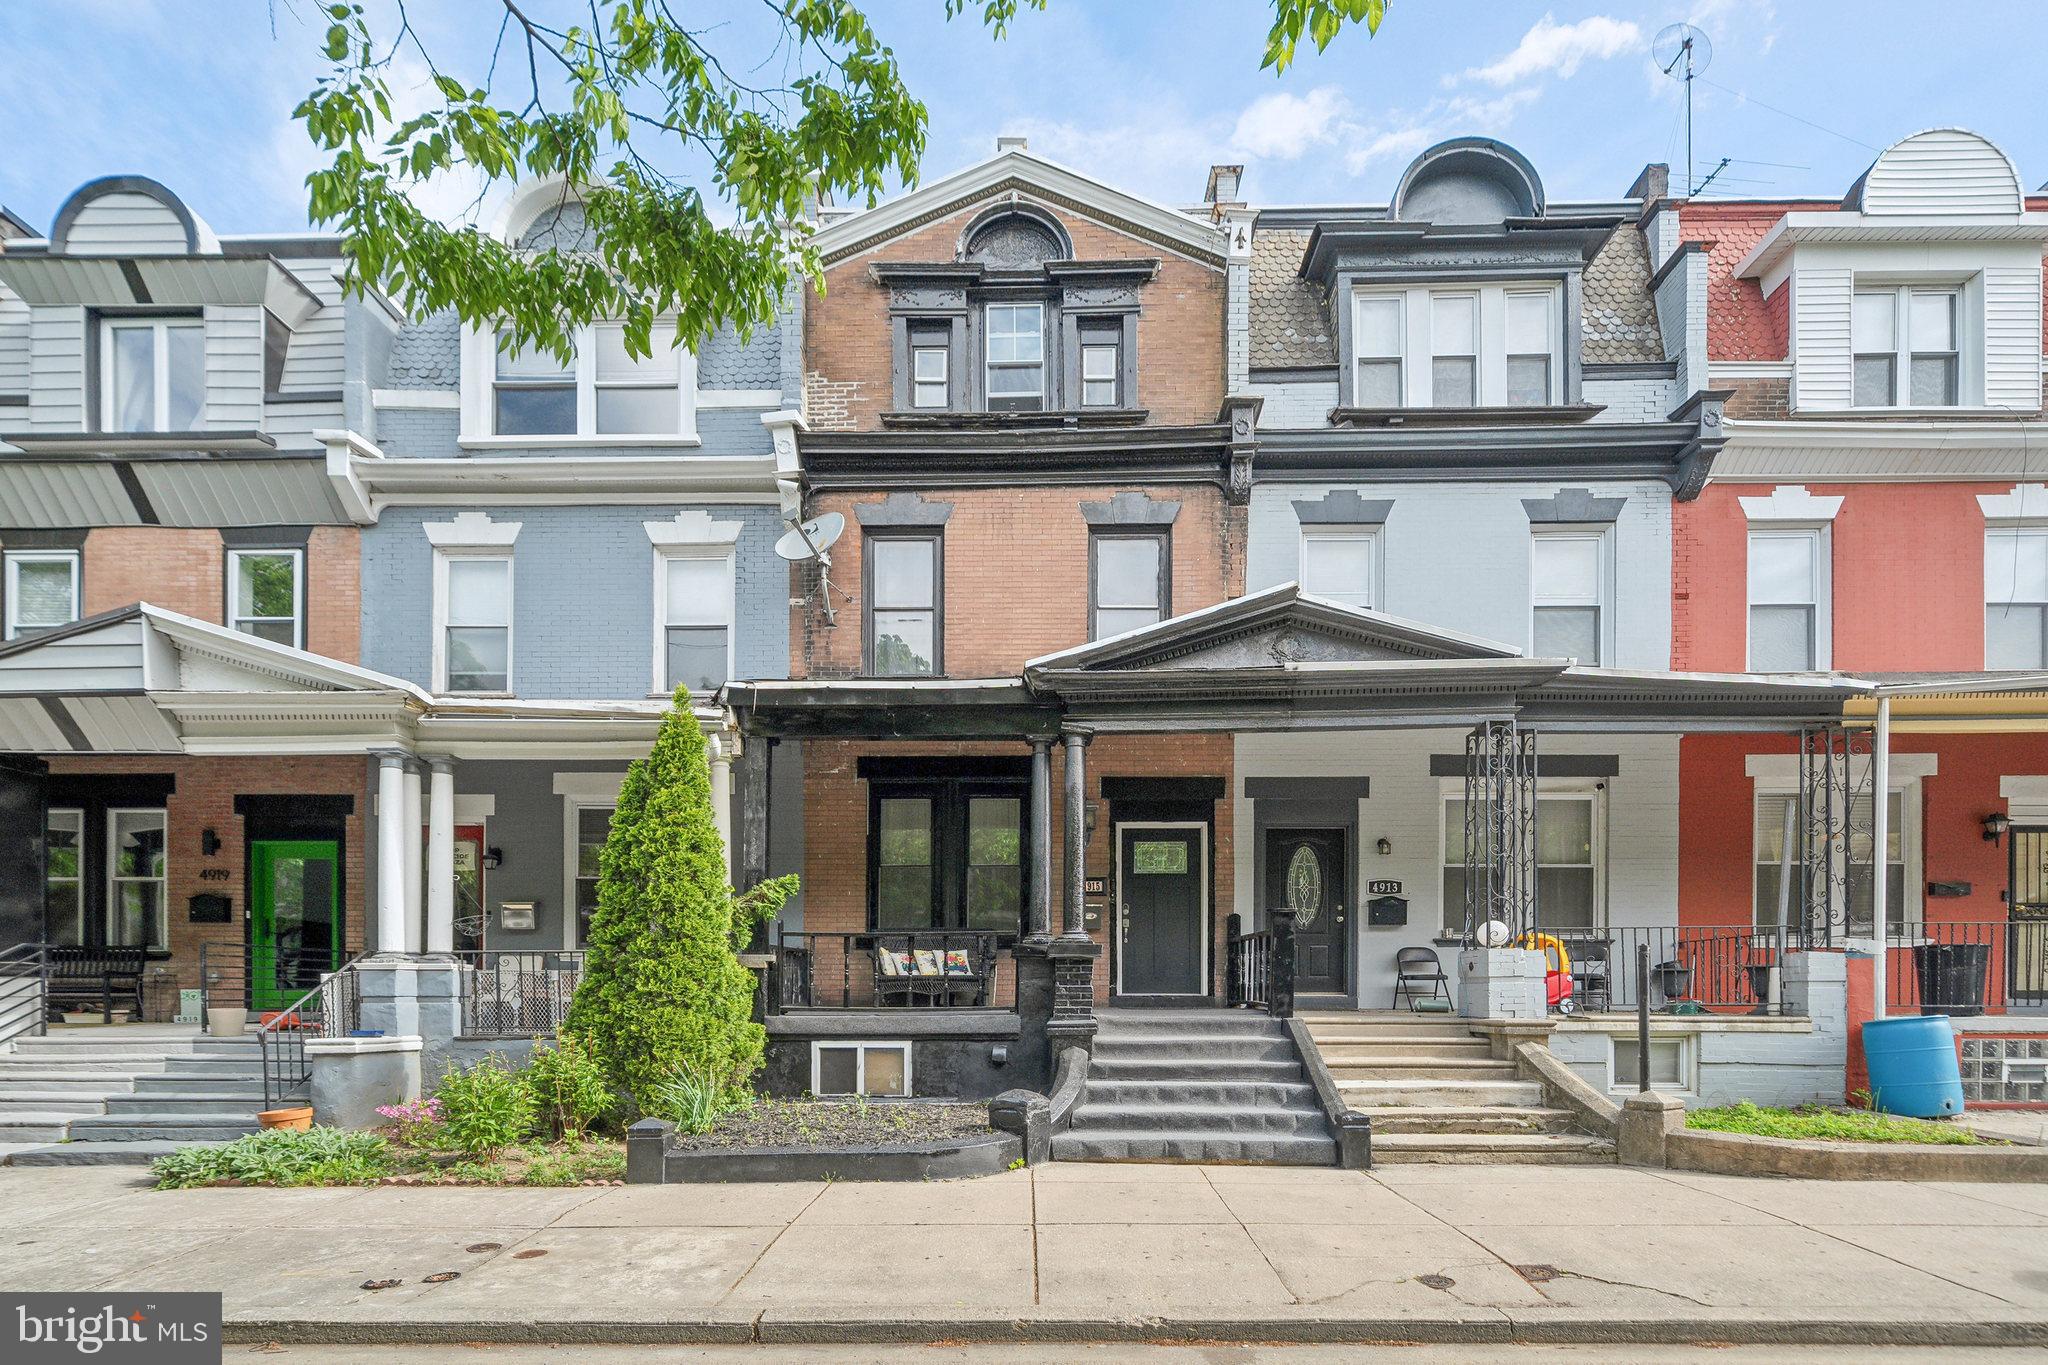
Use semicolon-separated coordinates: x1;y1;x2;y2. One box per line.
1506;292;1554;406
1352;295;1403;407
1429;294;1478;407
102;317;204;433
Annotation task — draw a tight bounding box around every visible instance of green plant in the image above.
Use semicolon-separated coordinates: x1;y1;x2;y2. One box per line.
524;1033;615;1140
522;1139;628;1187
652;1064;729;1136
1687;1101;1984;1145
151;1128;391;1189
565;693;797;1111
434;1057;538;1156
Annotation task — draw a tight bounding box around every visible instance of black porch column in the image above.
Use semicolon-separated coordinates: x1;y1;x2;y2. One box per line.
1027;737;1053;944
734;735;771;892
1059;727;1091;941
0;756;46;948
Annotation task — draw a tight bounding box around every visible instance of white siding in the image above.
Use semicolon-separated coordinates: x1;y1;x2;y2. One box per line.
278;260;345;392
27;306;85;431
1860;129;2024;218
261;400;347;449
59;192;190;254
1790;266;1853;411
1247;378;1337;429
0;618;146;693
1984;263;2045;410
0;282;27;399
203;305;264;429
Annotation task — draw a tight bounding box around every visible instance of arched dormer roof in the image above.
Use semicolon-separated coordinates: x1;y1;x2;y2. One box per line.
957;201;1073;269
493;175;597;248
1391;138;1545;226
50;175;216;255
1844;128;2024;217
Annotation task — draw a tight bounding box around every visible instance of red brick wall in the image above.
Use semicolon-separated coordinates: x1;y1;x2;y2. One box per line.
804;197;1226;430
43;754;368;995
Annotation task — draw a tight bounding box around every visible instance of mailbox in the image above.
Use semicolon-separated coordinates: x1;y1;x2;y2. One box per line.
187;892;232;924
1366;894;1408;927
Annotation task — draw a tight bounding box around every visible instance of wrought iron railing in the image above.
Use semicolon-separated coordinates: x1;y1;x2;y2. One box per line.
0;942;51;1048
457;950;584;1037
1549;926;1790;1014
1226;927;1271;1009
1880;920;2048;1017
200;941;351;1028
256;953;366;1109
767;930;1002;1010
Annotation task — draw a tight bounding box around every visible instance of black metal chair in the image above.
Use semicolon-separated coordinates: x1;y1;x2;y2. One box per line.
1391;946;1451;1011
1567;939;1613;1012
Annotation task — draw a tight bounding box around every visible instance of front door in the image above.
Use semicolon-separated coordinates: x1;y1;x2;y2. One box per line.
2010;827;2048;1006
452;823;486;954
1119;826;1204;995
1267;828;1346;995
250;839;340;1010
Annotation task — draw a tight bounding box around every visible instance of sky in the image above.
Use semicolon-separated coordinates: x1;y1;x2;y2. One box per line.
2;0;2046;237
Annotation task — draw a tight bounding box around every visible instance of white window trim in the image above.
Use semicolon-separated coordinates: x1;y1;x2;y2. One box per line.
1851;282;1967;410
1298;524;1382;611
1745;525;1832;672
1607;1032;1696;1095
3;550;80;641
225;547;304;650
106;807;168;952
983;302;1046;407
1748;774;1925;930
1438;781;1608;933
99;316;204;433
911;343;949;409
432;548;514;695
1985;523;2048;669
809;1040;914;1098
652;547;736;697
1528;526;1613;664
458;322;700;447
1349;281;1564;408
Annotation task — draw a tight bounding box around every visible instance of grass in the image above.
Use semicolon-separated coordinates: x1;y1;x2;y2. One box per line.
151;1128;627;1189
1687;1100;1986;1145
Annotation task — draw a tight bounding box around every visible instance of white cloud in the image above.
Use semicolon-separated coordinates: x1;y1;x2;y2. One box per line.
1342;126;1438;176
1230;87;1352;160
1455;14;1644;87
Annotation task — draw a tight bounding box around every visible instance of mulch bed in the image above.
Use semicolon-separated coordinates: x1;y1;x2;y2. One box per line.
671;1098;994;1151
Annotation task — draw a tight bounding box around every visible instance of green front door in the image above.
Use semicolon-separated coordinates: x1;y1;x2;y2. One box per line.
250;839;341;1011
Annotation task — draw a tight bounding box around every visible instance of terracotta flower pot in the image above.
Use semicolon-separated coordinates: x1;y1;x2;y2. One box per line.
258;1106;314;1132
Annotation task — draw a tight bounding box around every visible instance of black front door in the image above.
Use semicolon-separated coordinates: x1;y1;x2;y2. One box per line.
1266;828;1346;994
1119;827;1203;995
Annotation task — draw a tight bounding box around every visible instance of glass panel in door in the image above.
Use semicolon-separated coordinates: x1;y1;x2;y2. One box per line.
250;839;340;1011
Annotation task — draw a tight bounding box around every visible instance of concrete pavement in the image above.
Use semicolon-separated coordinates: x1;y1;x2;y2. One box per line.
5;1160;2048;1346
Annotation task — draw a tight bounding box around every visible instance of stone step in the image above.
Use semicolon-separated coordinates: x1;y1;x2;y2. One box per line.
1051;1130;1337;1165
1087;1056;1306;1083
1337;1078;1548;1108
0;1114;75;1143
1081;1078;1320;1109
129;1074;272;1096
155;1061;269;1080
0;1075;139;1095
0;1057;168;1075
1321;1057;1520;1081
1304;1033;1493;1056
1368;1132;1616;1165
66;1114;262;1142
1066;1102;1330;1137
1097;1011;1287;1037
103;1093;264;1117
1357;1106;1577;1136
15;1037;255;1056
6;1140;229;1167
1090;1036;1299;1063
1299;1011;1472;1028
0;1093;110;1115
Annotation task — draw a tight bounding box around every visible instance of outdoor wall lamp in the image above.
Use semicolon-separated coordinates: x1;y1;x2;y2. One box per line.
1376;837;1393;856
1984;812;2011;845
200;828;222;856
482;846;505;870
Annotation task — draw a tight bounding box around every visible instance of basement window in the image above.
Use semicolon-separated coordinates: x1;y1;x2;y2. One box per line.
1611;1034;1689;1091
811;1041;911;1098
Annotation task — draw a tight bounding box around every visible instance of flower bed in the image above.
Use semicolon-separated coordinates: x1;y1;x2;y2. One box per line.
1687;1101;1989;1145
671;1098;993;1152
643;1098;1018;1183
150;1127;626;1189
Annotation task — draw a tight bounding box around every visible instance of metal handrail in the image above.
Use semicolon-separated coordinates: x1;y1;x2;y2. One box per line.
256;952;368;1109
0;942;52;1049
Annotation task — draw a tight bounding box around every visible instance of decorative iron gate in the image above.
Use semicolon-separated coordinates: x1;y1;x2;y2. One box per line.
1798;724;1873;947
1462;719;1537;942
2009;827;2048;1007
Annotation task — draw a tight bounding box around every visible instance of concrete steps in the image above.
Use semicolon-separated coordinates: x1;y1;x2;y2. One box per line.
1359;1105;1576;1135
1369;1132;1617;1164
0;1032;266;1146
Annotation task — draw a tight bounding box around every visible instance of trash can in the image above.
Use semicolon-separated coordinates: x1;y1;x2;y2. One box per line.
1913;941;1990;1017
1862;1014;1964;1117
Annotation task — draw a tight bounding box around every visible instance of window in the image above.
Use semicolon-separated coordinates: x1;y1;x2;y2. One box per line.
45;809;83;947
984;303;1044;410
1754;790;1907;934
108;809;167;950
1091;531;1169;639
1506;293;1553;406
866;533;940;676
868;779;1029;932
1986;528;2048;668
660;554;732;693
812;1041;911;1097
1748;529;1826;671
1443;791;1601;930
1613;1035;1688;1090
1300;527;1376;609
1353;294;1403;406
1078;319;1122;408
1429;294;1477;408
912;343;949;409
493;336;576;435
102;318;203;433
485;322;690;437
594;323;683;434
1531;531;1605;664
3;550;79;640
438;554;512;692
226;549;302;648
1854;287;1960;407
569;803;614;948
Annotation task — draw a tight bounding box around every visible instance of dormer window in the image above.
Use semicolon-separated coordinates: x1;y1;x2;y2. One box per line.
984;303;1044;411
1854;287;1959;408
1354;296;1403;406
102;318;203;432
1429;295;1477;407
1080;324;1120;407
466;320;696;444
911;338;949;409
1506;292;1555;406
1348;284;1562;409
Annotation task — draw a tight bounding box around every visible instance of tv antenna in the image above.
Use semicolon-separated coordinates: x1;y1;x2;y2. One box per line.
1653;22;1714;195
774;511;846;626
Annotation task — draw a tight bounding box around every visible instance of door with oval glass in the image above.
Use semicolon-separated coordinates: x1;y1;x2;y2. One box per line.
1266;829;1346;995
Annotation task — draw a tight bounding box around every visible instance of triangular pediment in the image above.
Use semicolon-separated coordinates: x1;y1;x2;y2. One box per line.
1026;585;1523;676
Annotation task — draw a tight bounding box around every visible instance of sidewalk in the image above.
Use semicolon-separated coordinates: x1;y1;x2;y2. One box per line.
5;1160;2048;1347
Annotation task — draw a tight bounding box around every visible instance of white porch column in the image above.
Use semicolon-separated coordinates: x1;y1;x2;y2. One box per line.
374;754;409;955
401;761;425;952
426;758;457;955
1870;696;1892;1021
709;736;735;880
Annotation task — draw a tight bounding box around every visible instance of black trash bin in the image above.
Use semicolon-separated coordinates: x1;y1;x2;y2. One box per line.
1914;941;1990;1017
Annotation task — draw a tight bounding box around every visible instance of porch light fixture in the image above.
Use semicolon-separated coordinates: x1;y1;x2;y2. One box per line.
482;846;505;870
201;828;222;856
1376;837;1392;856
1984;812;2011;846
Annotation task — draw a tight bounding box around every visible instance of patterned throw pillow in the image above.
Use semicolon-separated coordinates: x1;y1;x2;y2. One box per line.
913;949;942;976
877;948;909;977
943;949;972;976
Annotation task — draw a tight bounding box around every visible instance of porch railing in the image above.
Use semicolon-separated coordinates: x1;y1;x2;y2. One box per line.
457;950;584;1037
1226;925;1271;1010
1550;926;1791;1014
0;942;51;1048
1881;920;2048;1017
200;941;351;1030
256;953;366;1109
766;930;1002;1010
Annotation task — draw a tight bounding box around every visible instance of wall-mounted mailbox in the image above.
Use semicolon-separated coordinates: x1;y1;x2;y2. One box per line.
187;893;232;924
1928;881;1972;898
499;900;538;932
1083;904;1103;929
1366;894;1408;927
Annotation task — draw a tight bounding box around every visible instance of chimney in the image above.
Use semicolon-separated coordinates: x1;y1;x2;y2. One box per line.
1628;163;1671;203
1205;164;1245;206
996;135;1029;154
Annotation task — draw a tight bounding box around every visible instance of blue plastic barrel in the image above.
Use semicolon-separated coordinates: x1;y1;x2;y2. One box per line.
1862;1015;1964;1118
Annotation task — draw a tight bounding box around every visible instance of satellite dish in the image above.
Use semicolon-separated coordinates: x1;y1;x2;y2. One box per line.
1652;23;1714;196
775;512;845;562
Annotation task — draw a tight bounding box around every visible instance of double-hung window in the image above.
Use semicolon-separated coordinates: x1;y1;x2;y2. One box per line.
1987;527;2048;668
866;533;940;676
493;336;577;435
1754;789;1907;934
984;303;1044;410
1854;286;1961;407
102;317;204;432
1091;531;1169;639
1299;527;1377;610
1429;294;1478;408
1078;319;1122;408
1350;284;1561;408
569;802;614;948
438;554;513;693
1353;295;1404;407
3;550;79;640
910;322;950;410
108;809;167;950
1531;530;1606;664
45;809;84;947
488;322;689;437
870;779;1028;933
1747;528;1827;671
1443;790;1601;930
660;553;732;693
226;548;303;648
1506;292;1554;406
